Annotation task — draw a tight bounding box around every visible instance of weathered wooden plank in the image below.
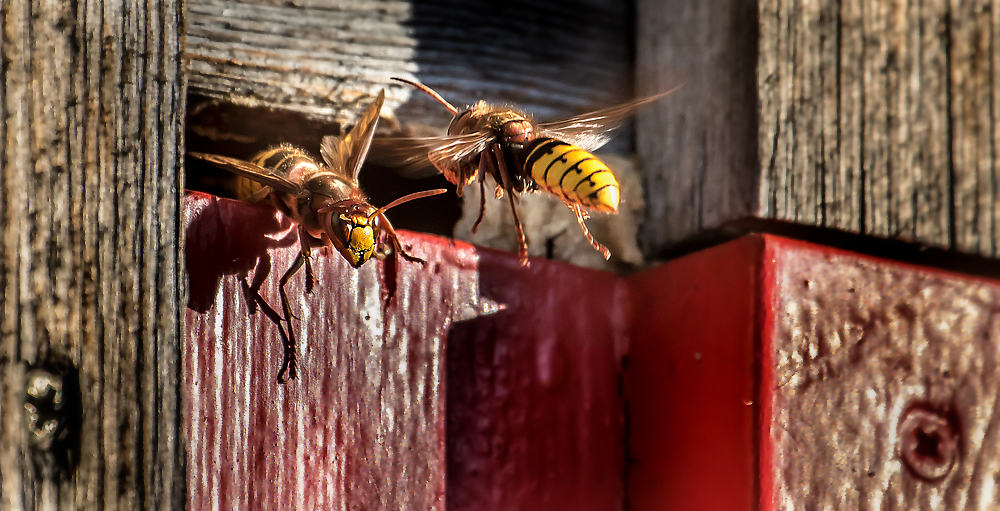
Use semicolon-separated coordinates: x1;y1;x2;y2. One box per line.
186;0;631;128
635;0;759;256
949;0;998;254
640;0;1000;260
0;0;185;509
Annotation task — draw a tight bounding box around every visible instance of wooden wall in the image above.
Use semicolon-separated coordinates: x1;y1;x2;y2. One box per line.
0;0;186;509
5;0;1000;509
638;0;1000;260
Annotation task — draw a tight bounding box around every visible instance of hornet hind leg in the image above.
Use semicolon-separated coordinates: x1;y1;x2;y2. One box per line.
566;201;611;260
273;225;317;383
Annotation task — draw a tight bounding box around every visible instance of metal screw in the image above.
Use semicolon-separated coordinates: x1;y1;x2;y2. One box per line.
24;368;68;450
899;407;958;481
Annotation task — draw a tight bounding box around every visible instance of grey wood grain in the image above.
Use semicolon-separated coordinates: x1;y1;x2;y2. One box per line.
639;0;1000;260
0;0;186;509
186;0;632;129
635;0;759;257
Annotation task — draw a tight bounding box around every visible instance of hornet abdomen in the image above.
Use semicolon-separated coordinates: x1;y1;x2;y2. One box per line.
522;138;620;213
235;145;318;202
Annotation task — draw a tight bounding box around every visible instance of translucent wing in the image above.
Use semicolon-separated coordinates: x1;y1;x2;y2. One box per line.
537;88;680;152
426;131;493;181
321;89;386;182
368;136;454;178
368;131;493;182
189;152;300;195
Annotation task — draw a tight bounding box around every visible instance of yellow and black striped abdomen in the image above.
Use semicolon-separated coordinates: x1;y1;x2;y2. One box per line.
235;145;318;202
523;138;620;213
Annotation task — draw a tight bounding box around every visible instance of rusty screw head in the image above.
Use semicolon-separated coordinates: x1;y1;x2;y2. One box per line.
24;368;68;450
899;407;958;481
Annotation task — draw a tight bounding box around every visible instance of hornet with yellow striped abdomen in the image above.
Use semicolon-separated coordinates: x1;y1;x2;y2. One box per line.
370;78;679;266
189;89;446;382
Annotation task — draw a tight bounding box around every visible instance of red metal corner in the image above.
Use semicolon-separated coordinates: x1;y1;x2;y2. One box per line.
184;192;629;511
185;190;997;511
625;235;764;511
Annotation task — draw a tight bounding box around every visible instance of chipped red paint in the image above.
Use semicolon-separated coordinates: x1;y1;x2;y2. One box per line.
183;192;626;510
186;194;996;511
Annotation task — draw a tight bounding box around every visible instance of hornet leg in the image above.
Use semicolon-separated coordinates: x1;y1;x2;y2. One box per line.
491;144;529;266
274;234;312;382
379;212;426;265
568;202;611;260
471;157;489;235
300;226;316;294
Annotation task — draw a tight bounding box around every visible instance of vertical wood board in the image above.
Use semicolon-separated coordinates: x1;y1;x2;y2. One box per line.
0;0;186;509
635;0;759;255
638;0;1000;260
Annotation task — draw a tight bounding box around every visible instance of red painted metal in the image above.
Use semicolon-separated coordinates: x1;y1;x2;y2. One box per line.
186;192;998;511
625;236;763;511
183;192;626;510
626;234;1000;510
761;236;1000;509
447;248;628;511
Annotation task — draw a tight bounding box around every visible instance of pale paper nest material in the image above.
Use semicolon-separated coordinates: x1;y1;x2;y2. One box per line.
454;153;645;270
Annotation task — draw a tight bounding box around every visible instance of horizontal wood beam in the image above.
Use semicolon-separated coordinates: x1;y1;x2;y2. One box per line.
186;0;631;129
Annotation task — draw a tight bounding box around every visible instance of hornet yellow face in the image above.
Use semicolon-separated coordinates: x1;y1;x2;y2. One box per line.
317;188;447;268
327;210;380;268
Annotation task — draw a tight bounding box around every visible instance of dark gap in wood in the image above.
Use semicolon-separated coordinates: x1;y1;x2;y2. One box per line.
184;94;463;236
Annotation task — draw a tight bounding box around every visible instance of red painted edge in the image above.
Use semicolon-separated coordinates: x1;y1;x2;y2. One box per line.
625;235;763;511
759;236;778;511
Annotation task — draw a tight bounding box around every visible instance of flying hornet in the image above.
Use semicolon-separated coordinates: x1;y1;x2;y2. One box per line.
370;78;679;266
190;89;446;382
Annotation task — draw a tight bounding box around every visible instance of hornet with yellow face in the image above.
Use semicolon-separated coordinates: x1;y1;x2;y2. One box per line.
190;89;445;382
371;78;679;266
